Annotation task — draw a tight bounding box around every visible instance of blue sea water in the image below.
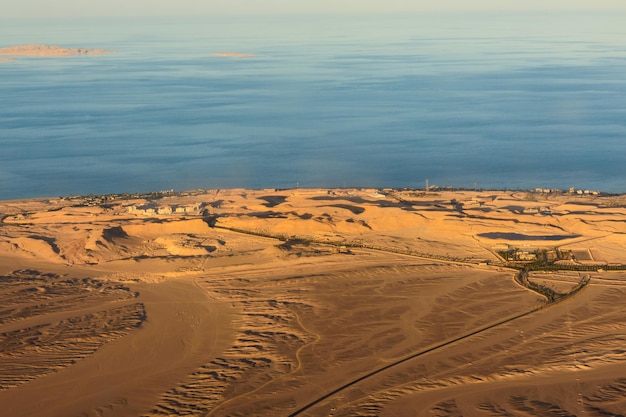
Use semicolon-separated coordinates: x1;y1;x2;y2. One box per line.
1;12;626;199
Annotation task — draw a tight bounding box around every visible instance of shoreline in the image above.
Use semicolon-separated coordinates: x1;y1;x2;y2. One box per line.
2;185;622;204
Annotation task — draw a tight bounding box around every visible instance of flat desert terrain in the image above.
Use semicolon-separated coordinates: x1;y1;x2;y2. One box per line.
1;188;625;416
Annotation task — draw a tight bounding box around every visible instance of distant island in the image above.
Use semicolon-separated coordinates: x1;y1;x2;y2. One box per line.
0;44;112;58
212;52;254;57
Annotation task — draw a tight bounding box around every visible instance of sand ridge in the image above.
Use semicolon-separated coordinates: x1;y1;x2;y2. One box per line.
1;188;625;415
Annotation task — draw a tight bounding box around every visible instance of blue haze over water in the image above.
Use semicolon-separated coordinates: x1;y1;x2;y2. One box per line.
1;12;626;199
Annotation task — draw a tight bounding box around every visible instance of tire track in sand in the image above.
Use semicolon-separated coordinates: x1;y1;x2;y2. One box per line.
287;274;591;416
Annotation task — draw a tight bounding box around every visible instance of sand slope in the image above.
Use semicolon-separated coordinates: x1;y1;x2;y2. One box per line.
1;188;625;416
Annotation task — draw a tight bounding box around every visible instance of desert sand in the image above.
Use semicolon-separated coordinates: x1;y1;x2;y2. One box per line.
0;44;112;58
1;188;625;416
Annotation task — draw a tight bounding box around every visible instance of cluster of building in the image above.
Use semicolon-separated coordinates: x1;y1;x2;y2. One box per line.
493;245;608;267
521;206;551;215
492;244;552;262
534;187;599;196
126;202;206;216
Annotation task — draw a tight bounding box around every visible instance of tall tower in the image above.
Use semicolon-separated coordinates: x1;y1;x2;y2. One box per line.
425;179;429;191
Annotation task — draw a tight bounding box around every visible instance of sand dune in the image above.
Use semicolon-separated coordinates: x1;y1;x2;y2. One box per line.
1;188;626;415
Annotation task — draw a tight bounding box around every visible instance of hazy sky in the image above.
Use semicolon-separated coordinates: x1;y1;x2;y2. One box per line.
4;0;626;18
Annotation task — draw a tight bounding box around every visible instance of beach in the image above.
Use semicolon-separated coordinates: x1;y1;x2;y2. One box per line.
1;187;626;415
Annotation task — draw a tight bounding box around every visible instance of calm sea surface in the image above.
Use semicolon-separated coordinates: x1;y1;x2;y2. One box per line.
1;12;626;199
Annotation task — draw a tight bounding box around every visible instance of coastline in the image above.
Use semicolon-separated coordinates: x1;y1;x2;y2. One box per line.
2;186;625;266
2;10;626;413
3;185;622;204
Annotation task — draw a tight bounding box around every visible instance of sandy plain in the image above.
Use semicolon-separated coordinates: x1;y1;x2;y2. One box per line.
1;188;625;416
